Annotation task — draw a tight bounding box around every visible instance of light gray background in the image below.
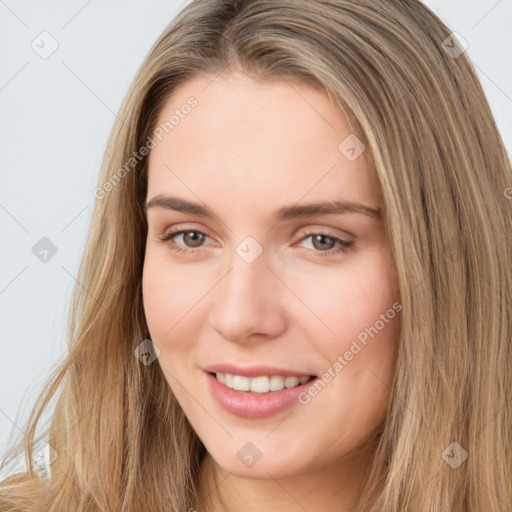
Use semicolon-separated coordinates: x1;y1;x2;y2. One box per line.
1;0;511;458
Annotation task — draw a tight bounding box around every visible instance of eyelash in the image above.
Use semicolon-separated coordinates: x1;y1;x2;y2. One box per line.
159;229;354;258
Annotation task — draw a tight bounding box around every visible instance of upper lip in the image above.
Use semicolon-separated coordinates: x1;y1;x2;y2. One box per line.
203;363;316;378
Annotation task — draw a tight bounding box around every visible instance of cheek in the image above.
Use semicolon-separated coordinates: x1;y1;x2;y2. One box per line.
291;252;401;412
291;253;400;344
142;256;207;399
142;257;172;340
142;253;201;349
142;250;222;371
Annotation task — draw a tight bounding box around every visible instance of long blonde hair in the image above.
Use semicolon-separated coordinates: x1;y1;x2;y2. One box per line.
1;1;511;510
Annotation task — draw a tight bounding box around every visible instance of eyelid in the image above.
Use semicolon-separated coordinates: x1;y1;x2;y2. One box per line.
160;223;215;239
159;223;355;259
295;224;354;242
159;223;354;244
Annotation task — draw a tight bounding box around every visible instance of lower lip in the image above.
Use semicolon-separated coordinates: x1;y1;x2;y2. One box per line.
205;371;318;419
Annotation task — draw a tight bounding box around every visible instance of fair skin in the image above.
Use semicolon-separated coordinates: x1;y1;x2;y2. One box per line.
142;71;401;512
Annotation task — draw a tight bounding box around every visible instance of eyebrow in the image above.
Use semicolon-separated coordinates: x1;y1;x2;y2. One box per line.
144;195;382;221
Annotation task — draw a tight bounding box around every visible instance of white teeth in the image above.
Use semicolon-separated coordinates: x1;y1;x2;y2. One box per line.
269;375;285;391
250;376;270;393
232;375;250;391
215;373;312;393
284;376;299;388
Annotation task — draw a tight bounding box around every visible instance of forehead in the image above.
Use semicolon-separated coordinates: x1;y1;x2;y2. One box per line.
146;72;381;212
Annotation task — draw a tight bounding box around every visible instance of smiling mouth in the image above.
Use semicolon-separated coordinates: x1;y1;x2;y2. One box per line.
209;372;316;393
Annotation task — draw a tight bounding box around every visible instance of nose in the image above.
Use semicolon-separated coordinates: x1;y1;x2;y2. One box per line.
207;248;288;344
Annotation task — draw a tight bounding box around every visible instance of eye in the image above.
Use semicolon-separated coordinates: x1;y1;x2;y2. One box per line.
297;232;354;257
160;228;354;258
159;229;213;254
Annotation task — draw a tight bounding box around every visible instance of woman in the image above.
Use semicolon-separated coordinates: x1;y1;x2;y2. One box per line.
1;0;511;510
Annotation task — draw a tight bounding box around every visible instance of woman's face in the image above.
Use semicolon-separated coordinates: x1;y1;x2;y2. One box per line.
142;72;401;480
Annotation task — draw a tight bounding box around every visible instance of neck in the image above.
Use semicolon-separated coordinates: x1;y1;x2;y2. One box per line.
193;441;378;512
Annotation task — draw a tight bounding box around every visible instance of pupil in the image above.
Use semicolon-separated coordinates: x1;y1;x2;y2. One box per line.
185;231;204;247
314;234;333;250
